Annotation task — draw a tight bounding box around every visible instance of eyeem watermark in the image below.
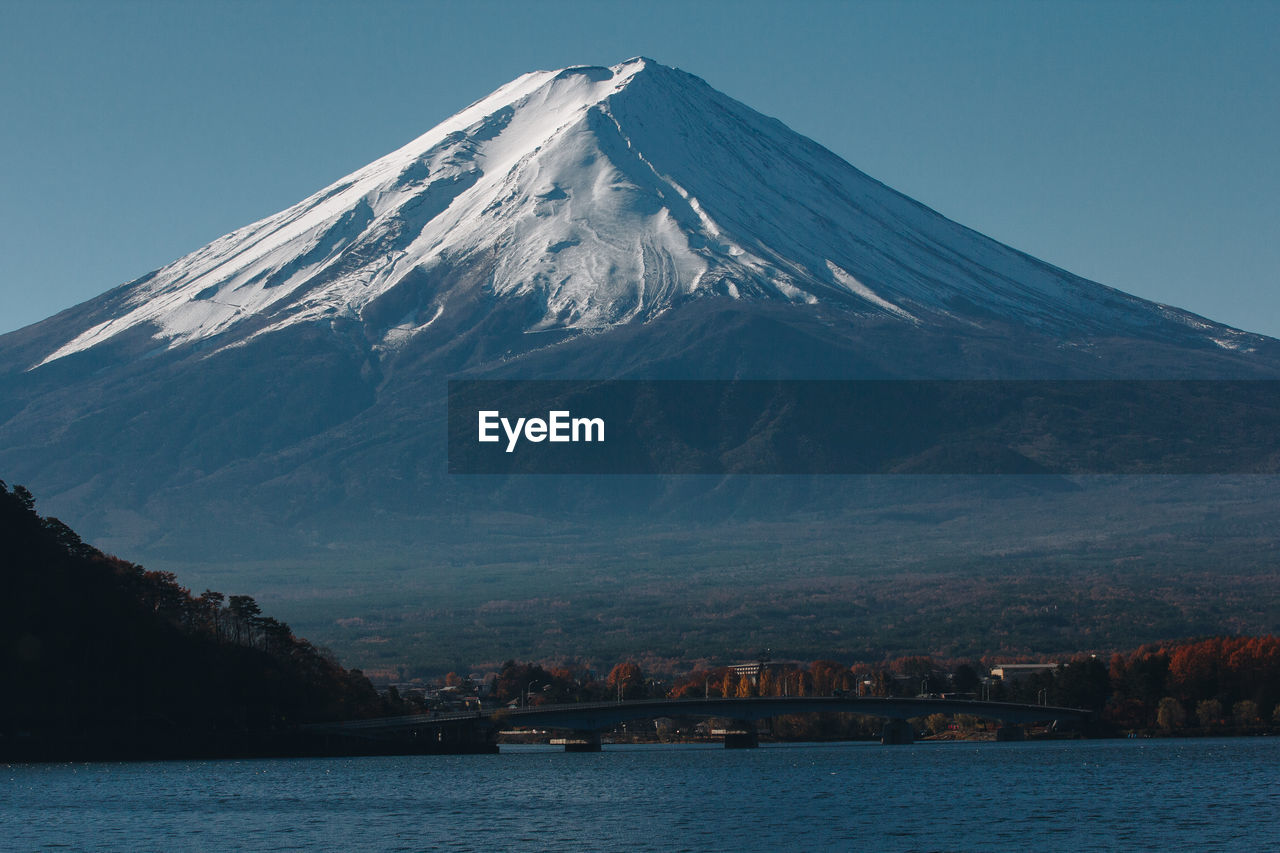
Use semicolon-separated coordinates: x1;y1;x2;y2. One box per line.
449;379;1280;475
478;410;605;453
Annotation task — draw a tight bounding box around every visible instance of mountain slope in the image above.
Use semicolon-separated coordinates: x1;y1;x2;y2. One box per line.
0;56;1277;593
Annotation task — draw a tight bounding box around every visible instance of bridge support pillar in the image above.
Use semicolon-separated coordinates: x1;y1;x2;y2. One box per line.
721;721;758;749
880;718;914;745
551;732;602;752
995;724;1025;742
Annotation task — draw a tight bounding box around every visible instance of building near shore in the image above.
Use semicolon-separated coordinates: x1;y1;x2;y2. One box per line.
990;663;1059;682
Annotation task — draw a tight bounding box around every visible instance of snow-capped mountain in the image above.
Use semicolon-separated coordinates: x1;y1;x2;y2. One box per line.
20;58;1269;374
1;57;1278;562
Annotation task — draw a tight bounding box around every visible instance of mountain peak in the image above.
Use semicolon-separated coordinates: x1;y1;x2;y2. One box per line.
27;57;1265;370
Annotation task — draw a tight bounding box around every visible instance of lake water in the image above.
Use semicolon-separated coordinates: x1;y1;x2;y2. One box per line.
4;738;1278;851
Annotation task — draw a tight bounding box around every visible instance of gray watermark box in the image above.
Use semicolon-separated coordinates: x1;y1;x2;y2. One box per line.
447;380;1280;475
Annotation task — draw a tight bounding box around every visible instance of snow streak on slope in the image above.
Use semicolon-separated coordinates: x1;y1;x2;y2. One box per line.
36;57;1259;368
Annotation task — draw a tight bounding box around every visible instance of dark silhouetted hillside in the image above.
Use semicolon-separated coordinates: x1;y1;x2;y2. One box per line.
0;480;396;761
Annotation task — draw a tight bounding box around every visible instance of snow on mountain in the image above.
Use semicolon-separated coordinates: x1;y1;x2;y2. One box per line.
32;57;1263;371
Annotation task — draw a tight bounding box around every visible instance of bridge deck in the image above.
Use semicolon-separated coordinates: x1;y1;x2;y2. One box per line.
305;696;1089;737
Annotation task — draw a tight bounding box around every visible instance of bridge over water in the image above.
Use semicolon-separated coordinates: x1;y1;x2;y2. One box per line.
303;696;1091;753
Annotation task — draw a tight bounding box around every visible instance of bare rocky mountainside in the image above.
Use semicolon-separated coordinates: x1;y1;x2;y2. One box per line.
2;59;1277;671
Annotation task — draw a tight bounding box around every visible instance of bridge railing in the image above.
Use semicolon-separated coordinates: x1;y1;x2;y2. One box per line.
305;695;1090;734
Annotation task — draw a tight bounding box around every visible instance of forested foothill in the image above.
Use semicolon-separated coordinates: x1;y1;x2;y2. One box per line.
0;482;412;761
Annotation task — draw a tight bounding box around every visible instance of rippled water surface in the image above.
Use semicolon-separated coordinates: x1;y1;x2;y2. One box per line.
5;738;1279;851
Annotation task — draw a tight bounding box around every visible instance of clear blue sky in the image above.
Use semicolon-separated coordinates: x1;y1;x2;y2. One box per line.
2;0;1277;336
